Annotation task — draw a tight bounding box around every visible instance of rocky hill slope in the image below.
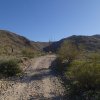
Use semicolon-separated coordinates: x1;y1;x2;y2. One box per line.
0;30;100;55
44;35;100;52
0;30;40;56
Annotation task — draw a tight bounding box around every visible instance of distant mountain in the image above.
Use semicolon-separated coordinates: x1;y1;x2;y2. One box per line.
44;35;100;52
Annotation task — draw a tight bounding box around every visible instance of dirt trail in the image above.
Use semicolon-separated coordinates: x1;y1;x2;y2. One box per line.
0;55;65;100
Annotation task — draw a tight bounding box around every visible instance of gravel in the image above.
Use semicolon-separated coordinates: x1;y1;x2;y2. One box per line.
0;55;66;100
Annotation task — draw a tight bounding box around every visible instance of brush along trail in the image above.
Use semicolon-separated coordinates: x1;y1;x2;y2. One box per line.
0;55;65;100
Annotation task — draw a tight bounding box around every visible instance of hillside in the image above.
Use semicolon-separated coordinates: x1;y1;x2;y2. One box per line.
0;30;100;56
0;30;40;56
44;35;100;52
31;41;50;51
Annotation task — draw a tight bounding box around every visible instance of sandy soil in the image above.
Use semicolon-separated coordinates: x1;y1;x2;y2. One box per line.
0;55;65;100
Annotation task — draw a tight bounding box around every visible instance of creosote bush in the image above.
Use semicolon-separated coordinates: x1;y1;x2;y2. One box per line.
67;60;100;88
57;40;100;99
56;41;79;73
0;59;22;78
66;58;100;100
58;41;79;64
22;49;36;58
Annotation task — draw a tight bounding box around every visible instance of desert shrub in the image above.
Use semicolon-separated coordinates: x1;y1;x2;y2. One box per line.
56;41;79;73
56;39;100;99
66;56;100;100
0;59;22;78
57;42;100;99
58;41;79;64
67;61;100;89
22;49;36;58
55;58;66;73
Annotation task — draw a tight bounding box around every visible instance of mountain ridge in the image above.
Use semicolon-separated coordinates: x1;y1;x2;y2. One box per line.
0;30;100;55
0;30;39;55
44;34;100;52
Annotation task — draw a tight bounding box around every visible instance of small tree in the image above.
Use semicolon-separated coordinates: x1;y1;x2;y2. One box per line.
58;41;79;64
66;54;100;99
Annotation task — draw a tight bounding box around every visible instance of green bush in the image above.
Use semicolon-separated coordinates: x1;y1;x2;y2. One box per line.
55;58;66;73
57;45;100;99
22;49;36;58
67;61;100;89
58;41;79;64
66;59;100;99
0;59;22;77
56;39;100;99
56;41;79;73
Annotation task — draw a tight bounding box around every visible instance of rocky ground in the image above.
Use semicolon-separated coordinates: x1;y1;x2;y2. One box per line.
0;55;66;100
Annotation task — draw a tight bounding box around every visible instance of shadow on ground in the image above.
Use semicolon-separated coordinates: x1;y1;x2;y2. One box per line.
29;95;68;100
5;59;58;83
2;58;68;100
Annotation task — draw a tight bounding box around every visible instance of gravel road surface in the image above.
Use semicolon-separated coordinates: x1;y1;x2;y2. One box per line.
0;55;65;100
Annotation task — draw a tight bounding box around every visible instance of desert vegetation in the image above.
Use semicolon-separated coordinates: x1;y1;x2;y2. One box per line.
22;49;37;58
0;59;22;78
0;30;100;99
56;41;100;100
